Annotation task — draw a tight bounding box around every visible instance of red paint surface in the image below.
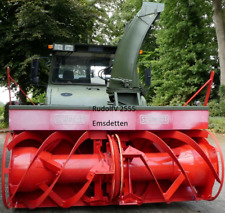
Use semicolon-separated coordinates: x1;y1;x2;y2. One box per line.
2;130;223;208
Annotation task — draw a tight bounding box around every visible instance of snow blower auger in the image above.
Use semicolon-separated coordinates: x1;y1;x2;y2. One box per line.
2;2;224;209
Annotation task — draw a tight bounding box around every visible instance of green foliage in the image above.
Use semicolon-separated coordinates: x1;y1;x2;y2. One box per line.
31;92;46;104
0;103;9;128
208;99;225;116
0;105;5;128
209;85;225;118
209;116;225;133
208;78;225;133
219;85;225;100
3;102;9;127
106;0;143;45
0;0;106;102
147;0;218;106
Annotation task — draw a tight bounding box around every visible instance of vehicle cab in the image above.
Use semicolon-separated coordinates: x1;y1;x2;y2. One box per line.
46;43;117;106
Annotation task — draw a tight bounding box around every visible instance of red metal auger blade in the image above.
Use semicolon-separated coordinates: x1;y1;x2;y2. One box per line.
158;131;220;182
25;131;90;209
206;131;224;200
7;131;43;150
7;131;74;208
2;132;12;209
128;131;197;202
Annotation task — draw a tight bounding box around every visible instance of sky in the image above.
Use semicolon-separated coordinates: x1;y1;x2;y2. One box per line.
0;87;17;104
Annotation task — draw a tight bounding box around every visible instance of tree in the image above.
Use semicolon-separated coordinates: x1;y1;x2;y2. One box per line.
212;0;225;102
149;0;217;106
0;0;104;103
105;0;143;45
213;0;225;85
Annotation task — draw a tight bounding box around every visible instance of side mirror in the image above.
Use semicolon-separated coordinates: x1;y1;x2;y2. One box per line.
144;68;151;86
31;59;39;84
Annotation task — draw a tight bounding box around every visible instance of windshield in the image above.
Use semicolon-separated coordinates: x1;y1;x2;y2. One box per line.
51;52;114;85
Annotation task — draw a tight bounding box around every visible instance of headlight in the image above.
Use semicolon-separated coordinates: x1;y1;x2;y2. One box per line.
51;44;74;52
